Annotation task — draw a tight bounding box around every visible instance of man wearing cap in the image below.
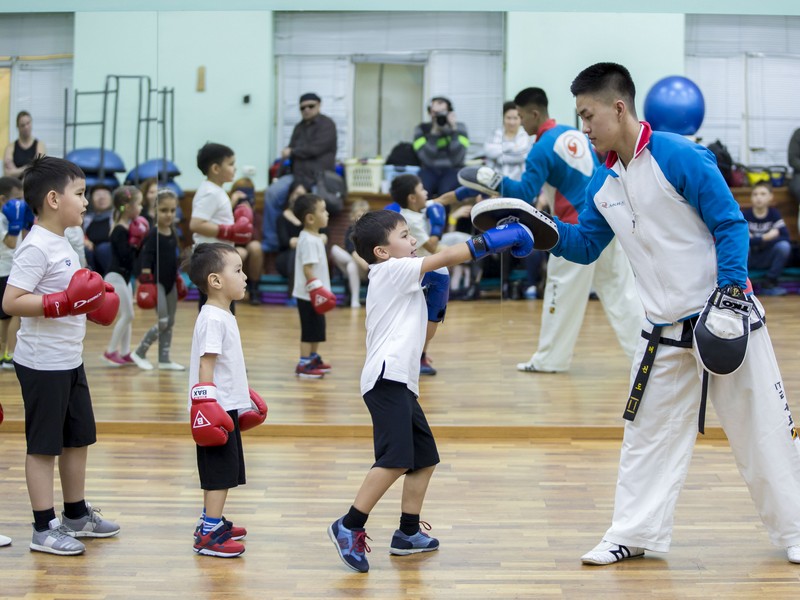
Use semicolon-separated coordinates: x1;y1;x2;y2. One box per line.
281;93;338;191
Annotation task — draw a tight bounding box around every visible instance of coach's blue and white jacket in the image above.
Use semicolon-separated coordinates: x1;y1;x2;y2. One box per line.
550;121;749;326
501;119;597;224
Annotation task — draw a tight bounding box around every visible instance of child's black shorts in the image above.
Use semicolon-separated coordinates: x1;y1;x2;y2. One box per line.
196;410;246;491
0;276;11;320
363;378;439;471
15;362;97;455
297;298;326;343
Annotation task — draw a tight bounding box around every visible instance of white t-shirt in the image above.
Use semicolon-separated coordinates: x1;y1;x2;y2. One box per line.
292;230;331;300
8;225;85;370
400;208;431;257
188;305;250;412
360;256;427;396
0;212;20;277
191;180;234;248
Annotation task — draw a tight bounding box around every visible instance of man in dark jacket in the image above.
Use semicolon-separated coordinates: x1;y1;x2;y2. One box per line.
412;96;470;197
282;93;338;190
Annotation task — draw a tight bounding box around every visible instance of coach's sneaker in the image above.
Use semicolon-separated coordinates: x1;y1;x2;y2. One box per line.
581;539;644;565
193;520;245;558
310;353;332;373
516;361;556;373
390;522;439;555
296;361;325;379
328;516;370;573
789;544;800;564
61;502;120;538
193;516;247;541
30;518;85;555
420;355;437;376
0;533;11;547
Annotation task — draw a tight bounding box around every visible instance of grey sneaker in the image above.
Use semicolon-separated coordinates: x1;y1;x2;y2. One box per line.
30;518;85;555
61;503;120;538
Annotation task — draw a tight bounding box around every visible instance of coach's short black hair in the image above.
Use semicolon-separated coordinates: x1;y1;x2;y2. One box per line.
389;174;421;209
513;87;548;110
22;156;85;216
186;242;239;295
570;62;636;111
351;210;406;265
292;193;324;224
196;142;234;175
0;176;23;199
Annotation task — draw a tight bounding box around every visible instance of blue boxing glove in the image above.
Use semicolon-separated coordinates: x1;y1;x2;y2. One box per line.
2;198;27;237
421;267;450;322
467;222;534;260
453;186;487;203
425;201;446;238
385;202;401;212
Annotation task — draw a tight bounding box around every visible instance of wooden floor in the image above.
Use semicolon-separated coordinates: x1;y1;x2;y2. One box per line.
1;296;799;598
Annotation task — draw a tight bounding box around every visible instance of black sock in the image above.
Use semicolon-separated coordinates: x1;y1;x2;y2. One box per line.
33;508;57;532
342;505;369;530
400;512;420;536
63;499;88;520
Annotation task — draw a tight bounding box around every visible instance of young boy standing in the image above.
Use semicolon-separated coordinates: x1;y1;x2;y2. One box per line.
328;209;535;572
188;242;259;558
291;193;336;379
2;156;120;556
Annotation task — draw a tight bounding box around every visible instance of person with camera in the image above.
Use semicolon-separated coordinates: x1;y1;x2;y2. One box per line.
412;97;470;197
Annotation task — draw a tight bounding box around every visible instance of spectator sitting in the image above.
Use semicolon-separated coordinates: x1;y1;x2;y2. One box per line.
139;177;158;226
3;111;47;178
483;101;532;180
330;199;370;308
281;93;337;192
82;184;115;276
412;96;469;197
275;181;310;304
743;181;792;296
231;177;264;305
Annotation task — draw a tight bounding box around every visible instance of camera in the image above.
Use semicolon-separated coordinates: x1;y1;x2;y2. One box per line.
435;112;449;127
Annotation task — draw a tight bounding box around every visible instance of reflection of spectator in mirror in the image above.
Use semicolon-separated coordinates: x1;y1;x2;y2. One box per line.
788;129;800;225
330;199;370;308
231;177;264;305
82;184;114;276
3;111;47;178
281;93;337;191
484;101;532;180
139;178;158;226
275;181;309;304
413;96;470;197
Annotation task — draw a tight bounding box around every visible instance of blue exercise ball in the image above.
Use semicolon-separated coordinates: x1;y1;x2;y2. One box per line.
644;76;705;136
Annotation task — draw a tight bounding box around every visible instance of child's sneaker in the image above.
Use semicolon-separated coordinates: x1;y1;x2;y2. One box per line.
129;351;154;371
158;361;186;371
193;516;247;541
789;544;800;564
328;516;370;573
1;352;14;370
30;518;85;555
420;355;437;376
101;351;126;367
61;502;120;538
580;539;644;565
119;353;136;366
193;520;245;558
295;361;325;379
310;353;332;373
0;533;11;547
389;522;439;555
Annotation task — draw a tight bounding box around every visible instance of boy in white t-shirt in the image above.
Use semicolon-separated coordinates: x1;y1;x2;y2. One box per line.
187;242;266;558
391;174;448;376
189;143;255;310
291;193;335;379
3;156;121;556
327;208;535;573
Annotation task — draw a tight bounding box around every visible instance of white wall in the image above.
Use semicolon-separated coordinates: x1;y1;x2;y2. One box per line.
506;13;685;127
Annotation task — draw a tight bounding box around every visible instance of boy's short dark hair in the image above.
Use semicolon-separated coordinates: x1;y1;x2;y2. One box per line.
292;193;323;224
186;242;239;295
0;176;23;199
351;210;406;265
513;87;548;110
196;142;234;175
390;174;421;208
570;62;637;113
22;156;85;216
752;180;773;193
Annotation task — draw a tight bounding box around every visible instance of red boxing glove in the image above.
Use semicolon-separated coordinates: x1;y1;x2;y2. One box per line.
136;279;157;310
217;217;253;245
88;282;120;326
239;388;268;432
233;201;254;225
128;216;150;249
42;268;106;319
306;278;336;314
175;273;188;300
190;383;234;447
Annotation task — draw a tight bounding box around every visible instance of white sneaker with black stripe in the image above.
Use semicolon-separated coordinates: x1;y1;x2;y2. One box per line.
581;539;645;565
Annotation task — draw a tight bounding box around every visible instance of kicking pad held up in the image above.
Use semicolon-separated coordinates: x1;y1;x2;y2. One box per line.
470;197;559;251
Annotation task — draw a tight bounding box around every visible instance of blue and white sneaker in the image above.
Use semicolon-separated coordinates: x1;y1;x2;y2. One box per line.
389;522;439;555
328;516;370;573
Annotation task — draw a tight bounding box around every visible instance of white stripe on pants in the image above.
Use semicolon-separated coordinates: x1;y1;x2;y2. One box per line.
104;271;133;355
529;239;642;371
605;308;800;552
